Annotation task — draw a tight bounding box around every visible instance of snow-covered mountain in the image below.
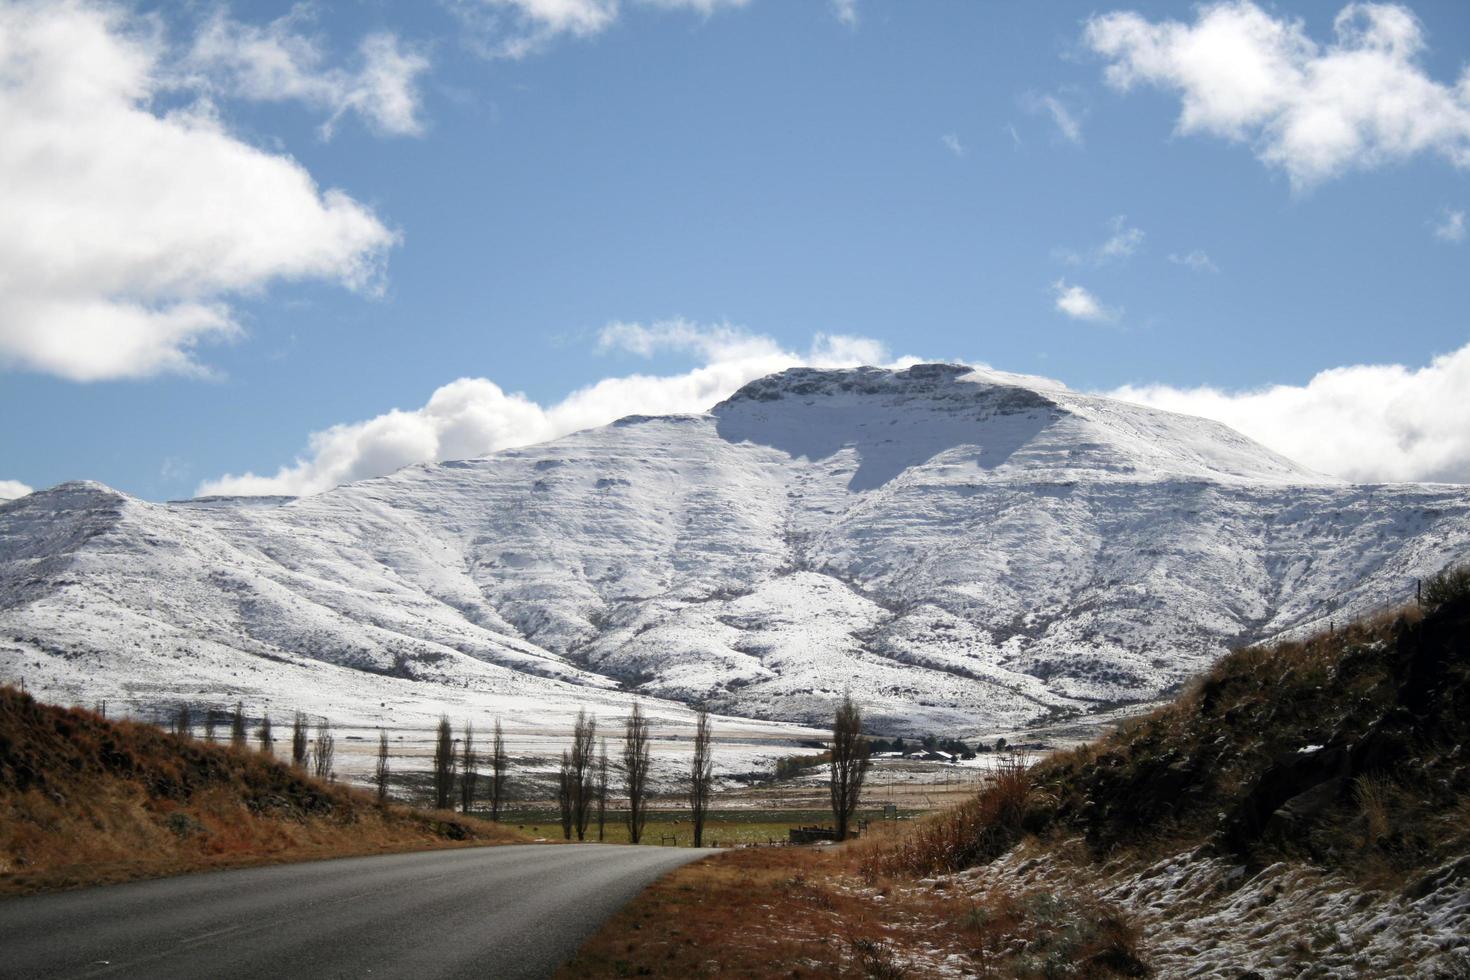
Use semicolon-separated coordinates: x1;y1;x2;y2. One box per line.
3;363;1469;736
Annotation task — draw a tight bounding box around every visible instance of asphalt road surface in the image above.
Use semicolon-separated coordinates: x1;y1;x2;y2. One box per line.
0;844;712;979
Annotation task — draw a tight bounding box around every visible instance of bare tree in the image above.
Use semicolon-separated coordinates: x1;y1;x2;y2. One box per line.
622;702;651;844
459;721;478;815
374;729;391;804
596;738;609;842
291;712;309;769
570;710;596;840
230;702;247;749
432;715;456;810
203;707;216;742
557;750;574;840
311;718;335;781
829;693;870;840
489;718;509;821
257;714;274;755
174;702;193;738
689;708;714;848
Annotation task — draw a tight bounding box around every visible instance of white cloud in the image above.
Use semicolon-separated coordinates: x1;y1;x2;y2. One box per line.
1024;92;1084;144
1085;2;1470;186
199;322;912;496
1169;249;1221;273
831;0;859;29
1057;215;1144;265
643;0;752;13
1051;280;1119;322
0;1;398;382
0;480;33;501
940;132;965;157
1432;208;1466;243
184;9;430;138
1111;342;1470;483
458;0;750;58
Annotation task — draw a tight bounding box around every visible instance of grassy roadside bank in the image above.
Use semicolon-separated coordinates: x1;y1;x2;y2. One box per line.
0;687;532;895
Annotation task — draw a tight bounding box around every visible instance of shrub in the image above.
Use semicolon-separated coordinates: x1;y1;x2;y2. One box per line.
1424;563;1470;611
859;755;1037;878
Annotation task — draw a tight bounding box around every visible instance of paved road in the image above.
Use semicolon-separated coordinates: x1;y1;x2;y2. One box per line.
0;844;711;979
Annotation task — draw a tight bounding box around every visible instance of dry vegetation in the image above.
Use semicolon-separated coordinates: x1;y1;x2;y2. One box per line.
563;571;1470;977
556;841;1147;979
0;686;530;894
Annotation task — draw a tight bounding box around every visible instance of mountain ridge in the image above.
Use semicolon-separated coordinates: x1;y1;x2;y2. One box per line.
2;364;1467;737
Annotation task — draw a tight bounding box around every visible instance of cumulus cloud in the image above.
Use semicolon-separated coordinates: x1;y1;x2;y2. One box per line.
184;8;430;138
0;1;398;381
1052;281;1119;322
198;322;913;496
457;0;750;58
1085;2;1470;186
940;133;965;157
1057;215;1144;265
1111;342;1470;483
1169;249;1221;273
1432;208;1466;243
1024;92;1084;144
0;480;34;501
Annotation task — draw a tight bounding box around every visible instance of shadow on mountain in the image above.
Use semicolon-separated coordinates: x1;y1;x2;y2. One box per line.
712;367;1057;491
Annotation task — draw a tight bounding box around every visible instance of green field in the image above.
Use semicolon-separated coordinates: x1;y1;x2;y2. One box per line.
488;807;912;846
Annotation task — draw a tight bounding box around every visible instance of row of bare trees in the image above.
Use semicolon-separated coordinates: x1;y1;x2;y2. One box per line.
556;704;653;842
160;691;870;839
169;702;337;779
431;716;511;819
549;703;717;846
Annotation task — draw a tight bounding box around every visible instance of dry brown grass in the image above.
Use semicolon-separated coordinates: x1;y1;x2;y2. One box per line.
558;839;1150;979
555;846;961;978
856;756;1037;880
0;687;531;894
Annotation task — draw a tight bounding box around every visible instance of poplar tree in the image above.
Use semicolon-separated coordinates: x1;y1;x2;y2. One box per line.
291;712;309;769
459;721;478;814
596;738;609;841
257;714;274;755
689;709;714;848
622;703;651;844
374;729;391;803
570;710;596;840
432;715;456;809
489;718;509;821
230;702;247;749
829;693;870;840
312;718;335;780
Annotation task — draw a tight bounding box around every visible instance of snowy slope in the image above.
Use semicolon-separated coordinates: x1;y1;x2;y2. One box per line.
3;364;1469;739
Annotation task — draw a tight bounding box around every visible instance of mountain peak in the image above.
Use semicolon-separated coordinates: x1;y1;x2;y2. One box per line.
711;362;1325;488
716;363;1054;409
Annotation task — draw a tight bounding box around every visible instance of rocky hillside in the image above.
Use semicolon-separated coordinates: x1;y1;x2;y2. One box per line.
3;364;1469;736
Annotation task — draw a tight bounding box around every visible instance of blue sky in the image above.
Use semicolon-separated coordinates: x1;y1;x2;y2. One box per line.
1;0;1468;500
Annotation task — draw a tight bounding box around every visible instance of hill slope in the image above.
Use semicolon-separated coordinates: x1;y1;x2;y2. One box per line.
0;687;519;893
3;364;1469;737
